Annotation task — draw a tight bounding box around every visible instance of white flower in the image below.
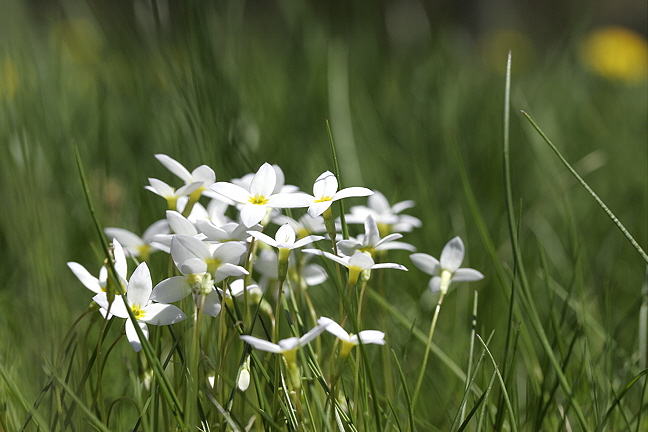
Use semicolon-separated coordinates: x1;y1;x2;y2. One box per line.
337;214;415;257
210;163;310;227
318;316;385;357
410;236;484;295
67;238;127;294
305;171;373;218
154;154;217;199
94;262;186;351
240;323;326;355
346;190;421;235
145;178;202;210
303;249;407;286
104;220;169;261
248;224;324;251
169;234;248;283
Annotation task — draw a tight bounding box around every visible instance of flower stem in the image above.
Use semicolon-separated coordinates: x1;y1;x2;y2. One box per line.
411;291;446;408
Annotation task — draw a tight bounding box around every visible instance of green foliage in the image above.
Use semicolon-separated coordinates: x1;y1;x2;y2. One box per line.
1;1;646;431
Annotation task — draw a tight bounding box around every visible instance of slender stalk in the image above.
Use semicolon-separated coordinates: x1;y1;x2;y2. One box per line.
411;291;446;408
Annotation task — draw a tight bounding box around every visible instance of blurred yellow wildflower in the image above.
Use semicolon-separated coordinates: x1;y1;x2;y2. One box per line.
582;27;648;82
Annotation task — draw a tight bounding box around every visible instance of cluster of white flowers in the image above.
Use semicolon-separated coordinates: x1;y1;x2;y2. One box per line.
67;155;483;358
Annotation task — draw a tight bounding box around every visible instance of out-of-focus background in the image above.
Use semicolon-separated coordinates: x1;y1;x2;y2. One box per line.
1;0;646;422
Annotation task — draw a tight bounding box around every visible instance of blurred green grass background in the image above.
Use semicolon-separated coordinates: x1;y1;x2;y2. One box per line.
0;0;646;427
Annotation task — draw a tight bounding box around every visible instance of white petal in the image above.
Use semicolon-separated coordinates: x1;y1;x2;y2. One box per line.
319;317;350;341
240;203;268;228
354;330;385;345
200;290;222;317
298;323;327;345
275;224;296;245
440;236;465;272
308;201;333;218
428;276;441;293
452;268;484;282
210;182;251;204
127;262;153;306
336;240;361;257
367;191;390;213
146;178;174;197
192;165;216;184
112;239;128;280
104;228;143;248
125;319;149;352
363;215;380;246
150;276;192;303
176;182;203;197
312;171;338;197
410;253;440;276
333;187;373;201
302;264;328;285
155;154;192;183
248;230;278;248
391;200;415;214
240;335;283;353
179;258;208;275
93;293;128;318
143;219;171;243
212;241;248;263
292;235;324;249
348;252;375;270
166;211;198;236
249;163;276;197
141;303;186;325
174;234;211;261
67;262;101;293
267;193;311;209
371;263;408;271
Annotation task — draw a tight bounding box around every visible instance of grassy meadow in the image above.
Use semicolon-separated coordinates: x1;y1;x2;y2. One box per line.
0;1;646;431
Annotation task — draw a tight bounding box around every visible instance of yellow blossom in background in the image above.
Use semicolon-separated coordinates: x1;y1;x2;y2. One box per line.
0;55;18;99
582;27;648;82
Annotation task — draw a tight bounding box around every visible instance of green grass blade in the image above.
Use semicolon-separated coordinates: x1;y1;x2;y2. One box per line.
521;111;648;264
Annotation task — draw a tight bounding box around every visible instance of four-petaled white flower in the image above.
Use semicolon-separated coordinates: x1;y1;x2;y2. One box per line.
346;190;422;235
210;162;310;228
68;238;128;295
94;262;186;352
337;214;416;257
305;171;373;218
104;220;169;261
303;249;407;286
410;236;483;295
145;178;203;210
155;154;217;199
318;316;385;357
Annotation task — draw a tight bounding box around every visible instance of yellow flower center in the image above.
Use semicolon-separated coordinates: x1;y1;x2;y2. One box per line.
205;257;222;275
314;196;332;203
249;194;269;205
131;304;145;320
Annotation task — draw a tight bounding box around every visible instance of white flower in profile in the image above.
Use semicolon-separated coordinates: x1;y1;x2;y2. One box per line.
305;171;373;218
318;316;385;358
154;154;217;199
410;236;484;295
337;214;415;257
240;323;326;357
303;249;407;287
104;220;169;261
145;178;203;210
346;190;421;235
94;262;186;352
170;234;249;282
210;163;310;228
248;224;324;252
67;238;128;295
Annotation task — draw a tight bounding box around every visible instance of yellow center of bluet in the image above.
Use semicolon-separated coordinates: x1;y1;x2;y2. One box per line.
249;194;269;205
131;305;145;320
